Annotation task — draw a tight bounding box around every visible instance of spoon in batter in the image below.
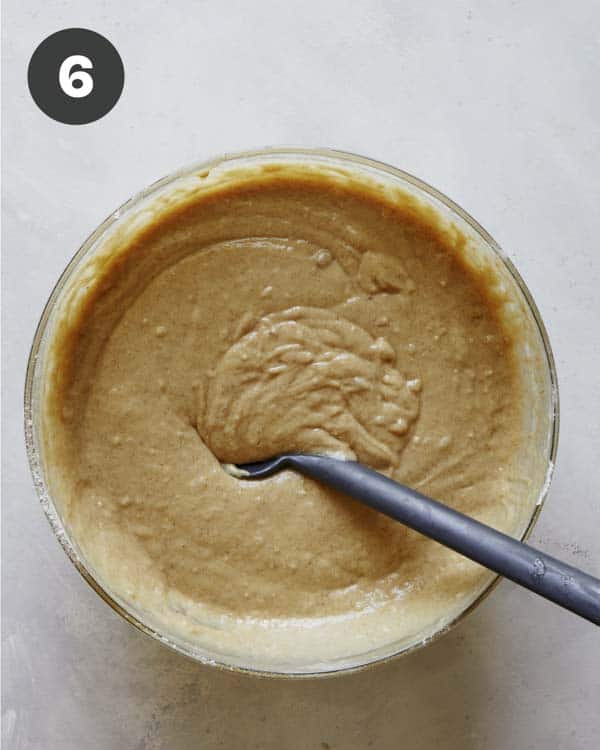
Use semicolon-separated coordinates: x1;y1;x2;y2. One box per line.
229;454;600;625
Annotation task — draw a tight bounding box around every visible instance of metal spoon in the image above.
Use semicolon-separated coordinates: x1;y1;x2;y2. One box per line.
232;453;600;625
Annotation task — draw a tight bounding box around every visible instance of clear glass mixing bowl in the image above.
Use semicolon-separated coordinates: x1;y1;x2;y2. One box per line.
25;148;559;676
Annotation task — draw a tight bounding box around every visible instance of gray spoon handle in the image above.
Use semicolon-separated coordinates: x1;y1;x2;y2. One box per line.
271;454;600;625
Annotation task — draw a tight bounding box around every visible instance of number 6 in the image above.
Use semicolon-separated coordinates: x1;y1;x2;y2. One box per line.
59;55;94;98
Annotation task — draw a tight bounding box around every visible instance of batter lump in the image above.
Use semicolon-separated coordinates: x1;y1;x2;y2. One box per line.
41;163;529;667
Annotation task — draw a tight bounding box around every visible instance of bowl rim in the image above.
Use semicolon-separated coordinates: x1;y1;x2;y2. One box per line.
24;146;560;678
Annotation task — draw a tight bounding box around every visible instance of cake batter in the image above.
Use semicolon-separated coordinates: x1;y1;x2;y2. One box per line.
41;163;529;667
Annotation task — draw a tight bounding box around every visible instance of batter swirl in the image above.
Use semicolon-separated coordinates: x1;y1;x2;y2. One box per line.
200;306;421;470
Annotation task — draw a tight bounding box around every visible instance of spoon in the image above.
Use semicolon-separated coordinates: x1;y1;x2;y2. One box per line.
232;453;600;625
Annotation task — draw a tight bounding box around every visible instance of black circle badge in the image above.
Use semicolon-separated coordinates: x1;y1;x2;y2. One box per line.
28;28;124;125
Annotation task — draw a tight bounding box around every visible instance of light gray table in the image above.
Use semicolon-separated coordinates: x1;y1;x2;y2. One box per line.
2;1;599;748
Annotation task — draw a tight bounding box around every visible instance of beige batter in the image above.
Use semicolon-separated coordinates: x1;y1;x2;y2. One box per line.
41;163;532;669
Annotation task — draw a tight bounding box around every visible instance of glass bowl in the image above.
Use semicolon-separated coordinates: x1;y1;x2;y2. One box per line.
25;148;559;677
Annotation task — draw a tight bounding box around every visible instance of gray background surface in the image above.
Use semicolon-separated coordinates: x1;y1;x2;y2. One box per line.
2;1;599;748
